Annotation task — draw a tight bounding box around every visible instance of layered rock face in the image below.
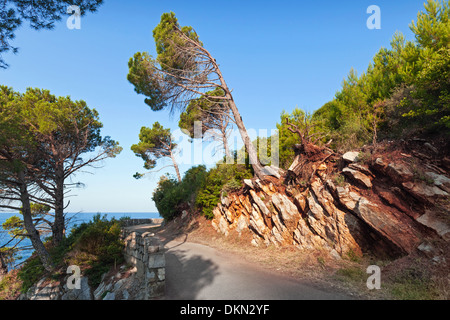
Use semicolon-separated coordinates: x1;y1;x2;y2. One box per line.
212;141;450;259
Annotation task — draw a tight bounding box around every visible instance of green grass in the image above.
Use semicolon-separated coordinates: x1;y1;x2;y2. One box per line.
334;266;366;284
387;266;439;300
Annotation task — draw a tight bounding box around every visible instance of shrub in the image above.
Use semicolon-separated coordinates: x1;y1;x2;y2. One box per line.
16;214;125;292
152;165;208;221
196;164;252;219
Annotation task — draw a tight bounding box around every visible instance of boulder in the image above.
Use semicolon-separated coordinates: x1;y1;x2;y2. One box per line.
342;151;360;162
402;181;449;202
335;186;421;254
387;162;414;182
416;211;450;241
249;206;269;239
243;179;254;189
343;167;373;188
271;193;299;225
262;165;282;179
61;276;92;300
28;279;61;301
425;171;450;193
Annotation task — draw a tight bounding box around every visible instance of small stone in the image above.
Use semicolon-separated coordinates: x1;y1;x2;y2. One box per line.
343;167;373;188
424;142;438;154
330;249;342;260
417;242;436;258
244;179;254;189
342;151;360;162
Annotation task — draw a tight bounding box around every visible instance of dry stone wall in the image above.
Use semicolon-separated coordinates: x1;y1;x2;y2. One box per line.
121;229;165;299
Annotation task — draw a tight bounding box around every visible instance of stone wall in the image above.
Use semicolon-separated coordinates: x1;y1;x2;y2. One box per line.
121;229;165;299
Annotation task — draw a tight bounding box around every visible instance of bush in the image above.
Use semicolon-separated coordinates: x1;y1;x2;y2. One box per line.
68;214;124;287
196;164;252;219
16;214;125;292
152;166;208;221
152;163;252;220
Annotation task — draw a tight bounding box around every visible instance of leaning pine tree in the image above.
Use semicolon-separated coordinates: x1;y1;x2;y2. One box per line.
127;12;265;178
131;122;182;182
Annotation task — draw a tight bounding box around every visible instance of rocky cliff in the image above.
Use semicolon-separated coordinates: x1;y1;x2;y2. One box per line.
212;139;450;262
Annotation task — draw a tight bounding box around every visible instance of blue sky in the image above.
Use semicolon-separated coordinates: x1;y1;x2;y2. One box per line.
1;0;426;213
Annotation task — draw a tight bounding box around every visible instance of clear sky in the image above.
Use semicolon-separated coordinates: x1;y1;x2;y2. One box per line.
0;0;427;213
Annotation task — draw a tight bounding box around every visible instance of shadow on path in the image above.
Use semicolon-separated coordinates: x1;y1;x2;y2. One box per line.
164;246;220;300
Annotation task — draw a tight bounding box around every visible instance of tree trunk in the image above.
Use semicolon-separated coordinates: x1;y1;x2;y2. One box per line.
18;172;53;272
0;252;8;281
52;165;65;245
170;151;182;182
222;130;232;162
212;61;264;178
227;99;264;178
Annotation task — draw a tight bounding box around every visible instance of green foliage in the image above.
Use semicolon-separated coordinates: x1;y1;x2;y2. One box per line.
0;270;22;300
410;0;450;50
196;164;252;219
16;214;125;292
17;255;46;293
178;88;228;138
0;86;121;178
152;166;208;221
276;107;326;168
127;52;167;111
2;216;26;239
404;48;450;130
276;108;307;169
69;214;124;287
388;265;439;300
311;0;450;152
127;12;202;111
131;122;174;171
152;176;183;221
152;162;252;220
153;11;202;72
334;266;367;284
1;202;52;267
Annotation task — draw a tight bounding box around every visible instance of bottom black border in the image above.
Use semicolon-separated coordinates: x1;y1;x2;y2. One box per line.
1;300;445;319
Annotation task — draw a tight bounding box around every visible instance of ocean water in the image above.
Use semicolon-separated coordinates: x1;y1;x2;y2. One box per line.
0;212;161;269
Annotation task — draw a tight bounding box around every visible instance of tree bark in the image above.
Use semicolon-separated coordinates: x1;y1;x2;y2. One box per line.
227;99;264;178
222;130;232;162
0;252;8;281
52;164;65;245
18;172;53;272
211;60;264;178
170;151;182;182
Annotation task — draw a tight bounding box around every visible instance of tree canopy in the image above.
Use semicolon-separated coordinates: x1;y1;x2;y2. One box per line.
311;0;450;152
178;88;233;159
127;11;265;178
131;122;181;182
0;86;121;267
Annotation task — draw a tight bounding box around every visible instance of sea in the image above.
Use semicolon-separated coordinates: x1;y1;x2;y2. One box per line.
0;212;161;269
